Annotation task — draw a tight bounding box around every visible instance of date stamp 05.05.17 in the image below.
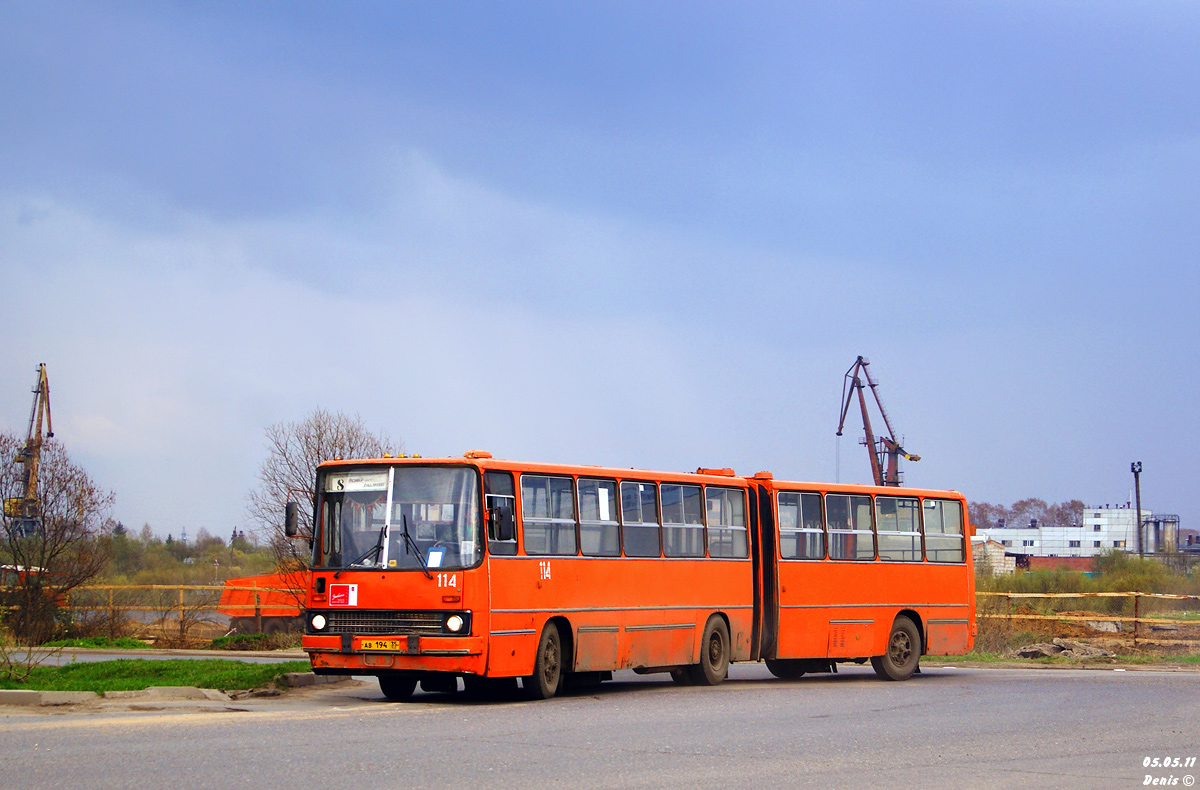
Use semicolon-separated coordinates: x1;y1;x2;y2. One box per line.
1142;756;1197;786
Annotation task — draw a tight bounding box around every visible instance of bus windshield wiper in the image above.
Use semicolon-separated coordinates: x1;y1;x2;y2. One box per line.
401;515;432;579
350;525;387;567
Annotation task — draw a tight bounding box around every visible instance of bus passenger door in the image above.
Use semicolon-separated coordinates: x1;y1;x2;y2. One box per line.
485;471;517;556
483;470;523;676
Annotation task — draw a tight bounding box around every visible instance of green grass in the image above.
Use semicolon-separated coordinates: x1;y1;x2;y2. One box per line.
1143;611;1200;622
0;659;312;691
210;633;270;650
42;636;151;650
208;633;300;651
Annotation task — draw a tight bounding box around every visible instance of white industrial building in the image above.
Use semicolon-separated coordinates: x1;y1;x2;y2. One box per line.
974;504;1179;559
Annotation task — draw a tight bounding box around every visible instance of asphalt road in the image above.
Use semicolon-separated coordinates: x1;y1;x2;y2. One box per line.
1;663;1196;790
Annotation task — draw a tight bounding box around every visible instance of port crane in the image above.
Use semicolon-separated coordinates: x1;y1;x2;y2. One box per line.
836;356;918;486
6;364;53;535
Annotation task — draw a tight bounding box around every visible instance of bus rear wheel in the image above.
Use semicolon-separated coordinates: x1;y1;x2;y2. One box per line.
765;658;807;680
524;622;562;700
687;616;730;686
378;675;417;701
871;616;921;681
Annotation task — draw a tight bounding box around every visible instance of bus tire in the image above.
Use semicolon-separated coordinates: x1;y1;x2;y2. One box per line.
687;616;730;686
669;668;693;686
765;658;806;680
871;616;921;681
378;675;417;701
524;622;563;700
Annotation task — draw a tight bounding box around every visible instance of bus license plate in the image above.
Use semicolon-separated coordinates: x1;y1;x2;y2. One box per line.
360;639;404;651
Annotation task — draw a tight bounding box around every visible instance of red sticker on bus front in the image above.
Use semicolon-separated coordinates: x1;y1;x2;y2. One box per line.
328;584;358;607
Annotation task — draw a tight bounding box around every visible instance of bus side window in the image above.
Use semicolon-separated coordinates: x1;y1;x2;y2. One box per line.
579;478;620;556
924;499;965;562
485;471;518;556
778;492;824;560
707;487;748;558
662;483;705;557
876;496;921;561
826;493;875;561
521;475;578;556
621;481;661;557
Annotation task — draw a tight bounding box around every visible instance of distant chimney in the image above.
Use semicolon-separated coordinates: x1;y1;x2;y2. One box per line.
1029;519;1037;529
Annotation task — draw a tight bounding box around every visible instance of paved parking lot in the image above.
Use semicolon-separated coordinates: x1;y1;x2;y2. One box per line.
2;662;1198;789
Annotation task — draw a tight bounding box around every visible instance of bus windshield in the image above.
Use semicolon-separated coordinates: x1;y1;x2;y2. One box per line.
314;466;481;572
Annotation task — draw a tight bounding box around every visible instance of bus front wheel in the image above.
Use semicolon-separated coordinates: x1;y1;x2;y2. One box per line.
687;616;730;686
524;623;562;700
871;616;921;681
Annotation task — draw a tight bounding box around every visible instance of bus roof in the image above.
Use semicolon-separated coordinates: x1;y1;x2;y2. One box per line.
316;455;755;485
316;454;964;496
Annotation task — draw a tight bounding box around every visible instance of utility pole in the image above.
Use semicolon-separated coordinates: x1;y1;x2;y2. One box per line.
1131;461;1143;558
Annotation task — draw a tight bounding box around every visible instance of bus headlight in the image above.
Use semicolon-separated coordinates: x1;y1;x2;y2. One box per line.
310;614;327;631
445;615;464;633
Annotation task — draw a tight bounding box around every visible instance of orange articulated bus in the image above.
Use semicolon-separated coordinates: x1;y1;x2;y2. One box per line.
218;573;305;635
292;453;973;700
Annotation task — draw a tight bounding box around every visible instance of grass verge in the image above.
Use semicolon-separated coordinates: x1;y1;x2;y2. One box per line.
42;637;152;650
209;633;300;651
931;651;1200;666
0;659;312;692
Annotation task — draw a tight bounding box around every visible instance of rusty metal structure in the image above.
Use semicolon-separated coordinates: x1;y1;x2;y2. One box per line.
836;355;918;487
6;363;53;535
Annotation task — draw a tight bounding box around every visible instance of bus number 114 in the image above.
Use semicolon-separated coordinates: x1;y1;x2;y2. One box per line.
436;573;458;588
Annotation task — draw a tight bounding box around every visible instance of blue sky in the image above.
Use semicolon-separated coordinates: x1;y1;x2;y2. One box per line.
2;1;1197;537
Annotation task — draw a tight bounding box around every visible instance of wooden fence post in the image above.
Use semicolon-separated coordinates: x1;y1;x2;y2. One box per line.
1133;593;1140;648
108;587;115;641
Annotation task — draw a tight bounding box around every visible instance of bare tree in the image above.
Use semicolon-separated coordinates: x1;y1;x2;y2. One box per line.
245;409;399;588
0;432;113;644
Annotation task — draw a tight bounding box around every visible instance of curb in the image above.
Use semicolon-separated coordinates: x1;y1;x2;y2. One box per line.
0;673;341;707
280;672;346;687
0;689;100;707
103;686;231;701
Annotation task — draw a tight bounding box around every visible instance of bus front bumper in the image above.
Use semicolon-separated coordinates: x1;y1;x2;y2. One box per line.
303;634;487;675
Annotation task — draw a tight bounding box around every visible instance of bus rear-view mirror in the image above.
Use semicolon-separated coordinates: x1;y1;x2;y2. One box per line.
284;501;299;537
489;505;514;542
